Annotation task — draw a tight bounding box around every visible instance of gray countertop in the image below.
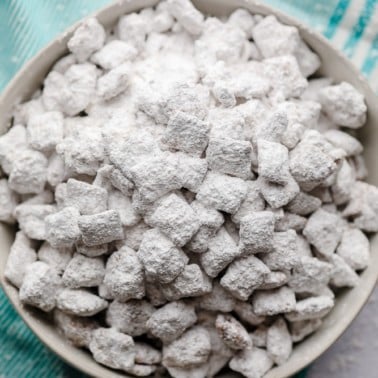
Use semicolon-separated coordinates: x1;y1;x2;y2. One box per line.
307;285;378;378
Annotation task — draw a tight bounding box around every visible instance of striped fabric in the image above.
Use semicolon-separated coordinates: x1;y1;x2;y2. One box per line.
0;0;377;377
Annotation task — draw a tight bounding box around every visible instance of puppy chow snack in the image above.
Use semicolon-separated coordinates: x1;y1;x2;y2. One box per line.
2;1;377;377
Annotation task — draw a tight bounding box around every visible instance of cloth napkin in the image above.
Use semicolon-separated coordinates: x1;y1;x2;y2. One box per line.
0;0;377;377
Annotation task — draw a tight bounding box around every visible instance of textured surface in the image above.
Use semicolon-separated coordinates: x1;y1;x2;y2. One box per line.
0;0;377;377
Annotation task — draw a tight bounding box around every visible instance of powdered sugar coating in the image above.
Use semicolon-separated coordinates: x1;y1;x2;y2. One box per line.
2;2;376;377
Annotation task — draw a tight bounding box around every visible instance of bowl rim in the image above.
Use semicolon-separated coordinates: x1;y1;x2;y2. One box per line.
0;1;378;378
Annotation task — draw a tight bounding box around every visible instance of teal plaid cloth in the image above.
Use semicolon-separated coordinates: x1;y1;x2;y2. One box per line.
1;0;377;377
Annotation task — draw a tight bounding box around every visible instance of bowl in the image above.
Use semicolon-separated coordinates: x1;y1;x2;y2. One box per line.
0;0;378;377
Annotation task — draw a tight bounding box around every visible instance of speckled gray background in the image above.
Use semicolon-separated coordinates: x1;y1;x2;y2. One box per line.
307;286;378;378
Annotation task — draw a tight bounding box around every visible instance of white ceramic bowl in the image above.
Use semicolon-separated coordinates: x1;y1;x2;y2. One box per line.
0;1;377;377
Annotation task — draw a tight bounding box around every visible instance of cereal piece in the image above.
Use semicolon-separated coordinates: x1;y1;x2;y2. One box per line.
65;179;108;215
319;82;367;128
303;208;344;257
124;221;151;251
259;271;289;290
228;9;255;38
75;239;107;257
289;256;333;294
103;247;145;301
175;153;208;193
329;254;359;288
252;287;296;316
208;107;245;140
162;111;210;155
250;326;268;347
54;310;98;347
257;139;290;184
324;129;363;157
27;111;64;152
146;301;197;343
286;191;322;216
206;137;253;180
107;129;160;176
231;180;265;224
239;211;275;254
336;228;370;270
289;318;323;343
139;83;209;125
118;12;147;50
0;124;27;175
229;347;274;378
47;153;66;187
56;123;104;175
109;168;134;196
52;54;76;74
211;84;236;107
106;300;154;336
78;210;123;246
285;296;334;321
343;181;378;232
275;212;307;232
152;9;174;33
62;253;104;288
89;328;135;371
19;261;61;312
97;63;130;100
14;204;55;240
108;190;140;227
332;160;355;206
220;255;270;301
167;0;204;34
233;301;265;326
9;150;47;194
263;55;307;99
252;15;300;59
195;18;246;69
199;281;236;312
91;40;137;70
56;289;108;316
215;314;252;350
145;279;167;307
187;201;224;253
5;232;37;288
135;342;162;365
138;229;188;284
254;111;288;144
129;154;182;203
147;193;201;247
200;227;239;277
38;242;72;274
295;235;313;257
295;40;321;77
161;264;212;300
45;207;81;248
67;18;106;62
260;230;300;271
163;326;211;367
43;64;97;116
196;172;248;214
205;325;234;377
258;175;300;209
13;98;46;126
266;317;292;365
289;141;337;190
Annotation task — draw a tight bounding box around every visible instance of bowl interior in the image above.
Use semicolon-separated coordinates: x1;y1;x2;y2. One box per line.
0;1;377;377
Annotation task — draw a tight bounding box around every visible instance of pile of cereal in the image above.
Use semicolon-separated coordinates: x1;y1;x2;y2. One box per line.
2;0;378;377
